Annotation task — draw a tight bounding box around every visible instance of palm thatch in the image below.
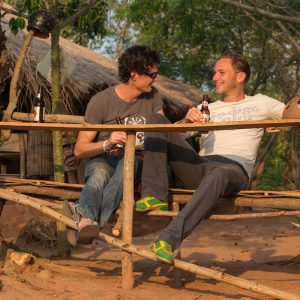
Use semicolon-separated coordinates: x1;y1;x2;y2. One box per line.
2;11;204;120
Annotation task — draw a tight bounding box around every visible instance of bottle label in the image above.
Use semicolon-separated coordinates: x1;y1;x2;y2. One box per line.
202;113;210;122
33;106;45;122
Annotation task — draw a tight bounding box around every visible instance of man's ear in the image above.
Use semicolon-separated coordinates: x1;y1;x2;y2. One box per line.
130;71;137;81
237;72;246;83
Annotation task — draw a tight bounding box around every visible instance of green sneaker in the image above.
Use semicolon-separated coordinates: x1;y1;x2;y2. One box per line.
134;196;168;212
151;240;174;264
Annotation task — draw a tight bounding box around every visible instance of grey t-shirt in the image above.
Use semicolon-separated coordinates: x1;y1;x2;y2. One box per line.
84;85;163;146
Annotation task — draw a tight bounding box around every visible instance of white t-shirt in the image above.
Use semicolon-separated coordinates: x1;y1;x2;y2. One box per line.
198;94;285;177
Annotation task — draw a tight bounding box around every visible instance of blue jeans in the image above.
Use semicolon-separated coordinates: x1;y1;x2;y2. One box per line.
76;155;142;228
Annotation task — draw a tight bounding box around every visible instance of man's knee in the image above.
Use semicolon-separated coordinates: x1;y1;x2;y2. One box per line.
87;169;112;188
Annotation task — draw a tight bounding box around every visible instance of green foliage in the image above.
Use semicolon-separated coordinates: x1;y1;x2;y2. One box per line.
256;134;291;190
60;1;108;46
8;17;26;35
4;0;46;13
123;0;299;100
23;0;45;12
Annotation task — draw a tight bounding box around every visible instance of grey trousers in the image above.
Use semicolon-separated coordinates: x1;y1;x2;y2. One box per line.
141;114;248;250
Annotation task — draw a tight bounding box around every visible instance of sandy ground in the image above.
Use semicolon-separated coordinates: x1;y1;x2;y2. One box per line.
0;202;300;300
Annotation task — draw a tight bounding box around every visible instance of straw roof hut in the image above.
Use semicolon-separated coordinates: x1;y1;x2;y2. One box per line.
1;12;204;180
2;21;204;119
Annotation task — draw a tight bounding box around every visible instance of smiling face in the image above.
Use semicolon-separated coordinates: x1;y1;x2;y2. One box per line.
213;58;246;101
131;65;159;93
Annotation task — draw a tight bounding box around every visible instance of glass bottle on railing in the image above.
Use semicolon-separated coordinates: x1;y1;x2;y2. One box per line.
33;88;45;123
200;94;210;123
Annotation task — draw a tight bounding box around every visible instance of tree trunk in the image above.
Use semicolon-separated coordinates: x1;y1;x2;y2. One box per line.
50;1;69;258
51;24;64;183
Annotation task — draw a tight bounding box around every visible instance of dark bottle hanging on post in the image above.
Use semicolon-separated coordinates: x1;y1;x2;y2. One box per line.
33;87;45;123
200;94;211;122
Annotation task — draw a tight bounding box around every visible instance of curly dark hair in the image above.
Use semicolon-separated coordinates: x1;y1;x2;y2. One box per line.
118;45;160;83
218;53;251;83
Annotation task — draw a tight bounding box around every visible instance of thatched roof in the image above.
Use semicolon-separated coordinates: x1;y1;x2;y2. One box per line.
2;10;204;121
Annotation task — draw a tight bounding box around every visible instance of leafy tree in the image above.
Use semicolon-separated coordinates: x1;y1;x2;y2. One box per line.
3;0;108;47
119;0;299;189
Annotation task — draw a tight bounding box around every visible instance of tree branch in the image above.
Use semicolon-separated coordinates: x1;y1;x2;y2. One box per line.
275;20;300;54
218;0;300;24
243;10;292;55
0;5;28;19
59;0;100;29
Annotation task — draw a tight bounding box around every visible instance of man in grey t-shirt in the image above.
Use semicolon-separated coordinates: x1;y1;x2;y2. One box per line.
64;45;163;245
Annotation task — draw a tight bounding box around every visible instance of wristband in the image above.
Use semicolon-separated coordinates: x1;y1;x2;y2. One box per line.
103;139;109;152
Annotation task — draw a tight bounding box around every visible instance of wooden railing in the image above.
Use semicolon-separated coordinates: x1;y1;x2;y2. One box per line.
0;119;300;294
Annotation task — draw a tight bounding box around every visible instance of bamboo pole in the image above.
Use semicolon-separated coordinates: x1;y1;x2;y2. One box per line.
1;188;299;300
121;131;136;290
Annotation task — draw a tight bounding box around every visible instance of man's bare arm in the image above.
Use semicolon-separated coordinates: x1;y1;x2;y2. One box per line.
74;130;102;159
74;123;127;159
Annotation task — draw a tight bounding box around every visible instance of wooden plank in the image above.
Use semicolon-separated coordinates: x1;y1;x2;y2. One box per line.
0;177;83;189
4;185;80;200
0;119;299;132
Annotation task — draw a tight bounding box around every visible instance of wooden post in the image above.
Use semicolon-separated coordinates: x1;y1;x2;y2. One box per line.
172;202;182;287
18;133;26;178
121;131;136;290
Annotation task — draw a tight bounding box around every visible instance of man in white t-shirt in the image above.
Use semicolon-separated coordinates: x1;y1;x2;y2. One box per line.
135;54;285;264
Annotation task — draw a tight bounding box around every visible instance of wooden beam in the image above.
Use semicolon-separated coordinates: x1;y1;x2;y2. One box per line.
12;112;84;124
4;185;80;200
170;193;300;210
0;177;83;189
169;188;300;198
0;119;299;132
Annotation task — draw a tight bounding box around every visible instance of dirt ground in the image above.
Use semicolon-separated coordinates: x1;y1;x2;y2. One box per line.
0;202;300;300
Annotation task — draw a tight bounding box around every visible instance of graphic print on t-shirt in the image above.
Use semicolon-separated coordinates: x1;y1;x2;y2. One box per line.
211;105;261;122
124;114;146;150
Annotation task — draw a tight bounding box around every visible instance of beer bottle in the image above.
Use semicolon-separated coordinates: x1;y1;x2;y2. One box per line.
200;94;210;122
33;88;45;123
